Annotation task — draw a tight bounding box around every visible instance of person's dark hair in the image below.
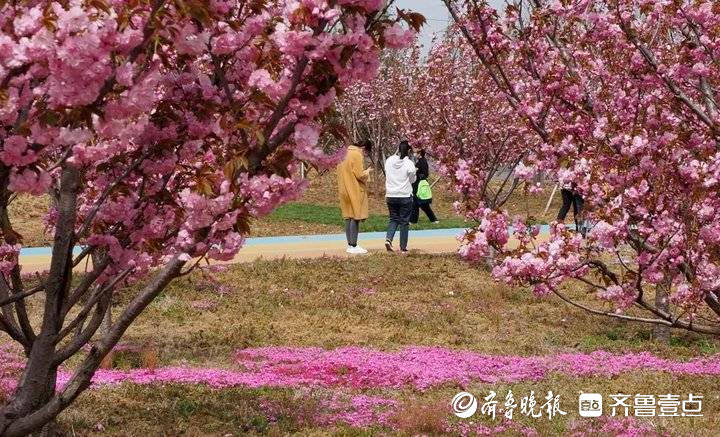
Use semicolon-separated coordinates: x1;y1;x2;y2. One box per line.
398;141;412;159
357;139;373;153
418;149;426;158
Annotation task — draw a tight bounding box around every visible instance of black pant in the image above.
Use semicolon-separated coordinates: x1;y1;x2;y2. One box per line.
386;197;413;250
557;189;584;222
410;199;437;223
345;219;359;246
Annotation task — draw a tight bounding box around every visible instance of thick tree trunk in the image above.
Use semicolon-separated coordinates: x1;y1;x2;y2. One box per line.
0;345;58;435
0;166;79;435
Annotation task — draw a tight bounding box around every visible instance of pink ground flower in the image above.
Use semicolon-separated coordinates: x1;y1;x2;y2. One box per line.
315;393;398;428
0;344;694;433
3;345;720;397
232;347;720;391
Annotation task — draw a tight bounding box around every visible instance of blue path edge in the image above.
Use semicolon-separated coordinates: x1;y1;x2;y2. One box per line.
19;224;557;257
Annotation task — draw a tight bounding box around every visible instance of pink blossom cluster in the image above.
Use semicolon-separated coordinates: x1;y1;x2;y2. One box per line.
0;243;19;274
383;23;416;49
0;0;418;283
492;224;588;298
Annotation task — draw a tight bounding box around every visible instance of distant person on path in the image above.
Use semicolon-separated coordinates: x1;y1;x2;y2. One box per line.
556;180;585;233
384;141;417;254
410;148;439;225
338;140;373;254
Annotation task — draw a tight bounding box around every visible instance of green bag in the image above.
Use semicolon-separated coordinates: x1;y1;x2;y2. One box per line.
416;179;432;201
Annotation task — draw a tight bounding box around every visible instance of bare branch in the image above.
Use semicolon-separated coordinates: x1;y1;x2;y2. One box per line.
0;284;43;308
551;285;720;335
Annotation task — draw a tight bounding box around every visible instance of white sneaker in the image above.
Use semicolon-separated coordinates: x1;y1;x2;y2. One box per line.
353;246;368;254
346;246;355;253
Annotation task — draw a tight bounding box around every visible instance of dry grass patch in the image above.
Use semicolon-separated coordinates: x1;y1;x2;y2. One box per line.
7;194;51;247
99;254;720;367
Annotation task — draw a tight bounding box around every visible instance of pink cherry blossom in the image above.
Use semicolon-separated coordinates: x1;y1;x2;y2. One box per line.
383;23;416;49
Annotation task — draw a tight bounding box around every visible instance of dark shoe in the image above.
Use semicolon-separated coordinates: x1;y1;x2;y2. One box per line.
384;240;394;252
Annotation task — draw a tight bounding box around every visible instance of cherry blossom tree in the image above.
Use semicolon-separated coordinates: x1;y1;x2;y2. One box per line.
336;48;416;173
397;31;533;234
441;0;720;335
0;0;418;434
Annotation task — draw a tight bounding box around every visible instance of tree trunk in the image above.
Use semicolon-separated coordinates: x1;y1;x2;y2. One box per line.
654;280;671;343
0;342;59;435
1;166;78;435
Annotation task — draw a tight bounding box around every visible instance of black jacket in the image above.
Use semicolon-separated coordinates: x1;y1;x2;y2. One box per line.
415;157;429;182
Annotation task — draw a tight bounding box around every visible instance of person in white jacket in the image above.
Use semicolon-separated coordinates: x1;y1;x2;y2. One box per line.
384;141;417;253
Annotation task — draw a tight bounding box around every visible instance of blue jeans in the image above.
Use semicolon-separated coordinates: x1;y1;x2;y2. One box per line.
386;197;413;250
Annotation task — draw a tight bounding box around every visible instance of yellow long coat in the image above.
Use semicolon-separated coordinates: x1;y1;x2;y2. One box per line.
337;145;369;220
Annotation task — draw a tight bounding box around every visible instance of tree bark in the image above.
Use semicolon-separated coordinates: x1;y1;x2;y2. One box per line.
0;165;80;435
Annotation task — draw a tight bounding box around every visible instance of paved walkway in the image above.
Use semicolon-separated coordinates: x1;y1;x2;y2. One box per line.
18;225;562;272
18;228;470;273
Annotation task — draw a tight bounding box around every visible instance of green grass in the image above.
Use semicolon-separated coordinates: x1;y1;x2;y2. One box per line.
268;202;468;232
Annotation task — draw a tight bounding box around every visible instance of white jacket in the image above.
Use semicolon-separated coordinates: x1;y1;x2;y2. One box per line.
385;154;417;197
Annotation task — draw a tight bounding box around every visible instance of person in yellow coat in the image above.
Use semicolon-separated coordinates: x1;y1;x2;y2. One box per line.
337;140;373;254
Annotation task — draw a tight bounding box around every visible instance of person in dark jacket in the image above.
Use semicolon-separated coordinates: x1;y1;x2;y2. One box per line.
556;181;585;234
410;149;439;224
